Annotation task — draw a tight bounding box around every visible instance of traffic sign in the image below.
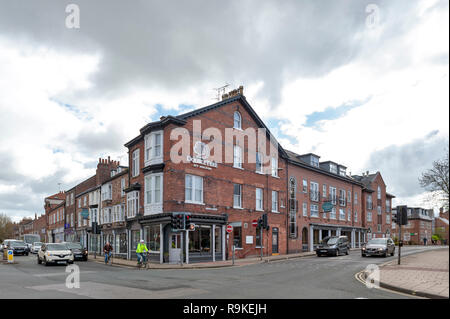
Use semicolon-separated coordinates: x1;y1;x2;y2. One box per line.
226;225;233;233
252;220;258;227
7;250;13;263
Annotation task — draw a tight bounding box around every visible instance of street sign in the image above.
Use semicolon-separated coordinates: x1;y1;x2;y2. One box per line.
7;250;13;263
252;220;258;227
322;202;333;213
226;225;233;234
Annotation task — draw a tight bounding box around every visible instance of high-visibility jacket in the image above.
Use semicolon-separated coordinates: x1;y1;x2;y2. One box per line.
136;243;148;253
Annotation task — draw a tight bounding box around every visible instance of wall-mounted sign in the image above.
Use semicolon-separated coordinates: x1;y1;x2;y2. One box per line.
322;202;333;213
187;141;218;169
81;209;89;219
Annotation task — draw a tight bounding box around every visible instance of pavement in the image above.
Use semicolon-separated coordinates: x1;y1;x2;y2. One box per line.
88;250;319;269
373;247;449;298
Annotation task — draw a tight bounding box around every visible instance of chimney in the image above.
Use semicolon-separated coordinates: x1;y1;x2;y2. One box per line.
108;156;110;163
366;171;369;176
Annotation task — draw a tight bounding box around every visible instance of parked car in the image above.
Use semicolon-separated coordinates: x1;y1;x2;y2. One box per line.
63;242;88;261
1;239;18;252
37;243;74;266
4;240;29;256
31;242;43;254
361;238;395;257
316;236;350;257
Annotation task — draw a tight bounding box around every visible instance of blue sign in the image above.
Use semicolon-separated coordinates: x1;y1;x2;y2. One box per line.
322;202;333;213
81;209;89;219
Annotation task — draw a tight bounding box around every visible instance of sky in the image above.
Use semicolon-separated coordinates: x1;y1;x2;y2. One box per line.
0;0;448;222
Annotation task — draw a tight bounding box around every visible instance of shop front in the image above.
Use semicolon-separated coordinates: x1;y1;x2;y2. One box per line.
309;223;366;251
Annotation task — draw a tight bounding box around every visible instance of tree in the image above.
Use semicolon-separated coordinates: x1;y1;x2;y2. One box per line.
0;213;14;242
419;150;449;210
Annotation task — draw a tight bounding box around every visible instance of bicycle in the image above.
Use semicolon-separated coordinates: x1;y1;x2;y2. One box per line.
137;252;149;270
104;251;113;265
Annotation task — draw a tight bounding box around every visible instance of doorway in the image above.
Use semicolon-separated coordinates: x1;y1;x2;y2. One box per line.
272;228;279;254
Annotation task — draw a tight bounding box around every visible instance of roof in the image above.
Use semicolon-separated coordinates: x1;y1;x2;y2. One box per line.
124;94;288;158
285;149;363;187
436;217;449;225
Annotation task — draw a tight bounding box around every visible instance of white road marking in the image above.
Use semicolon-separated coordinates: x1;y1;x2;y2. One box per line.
34;271;97;277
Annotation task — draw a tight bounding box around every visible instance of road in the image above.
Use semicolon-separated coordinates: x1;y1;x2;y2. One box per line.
0;246;444;299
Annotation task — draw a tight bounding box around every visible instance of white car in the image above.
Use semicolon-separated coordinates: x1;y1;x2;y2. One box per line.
31;242;43;254
37;243;74;266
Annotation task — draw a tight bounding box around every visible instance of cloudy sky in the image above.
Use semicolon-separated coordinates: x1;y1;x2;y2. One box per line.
0;0;448;222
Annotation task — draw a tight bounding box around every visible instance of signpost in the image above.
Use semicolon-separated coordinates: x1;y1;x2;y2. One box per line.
252;220;258;227
226;225;234;265
226;225;233;234
7;250;13;263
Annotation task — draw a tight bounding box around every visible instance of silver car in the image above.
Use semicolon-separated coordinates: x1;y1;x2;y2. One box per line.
31;242;43;254
361;238;395;257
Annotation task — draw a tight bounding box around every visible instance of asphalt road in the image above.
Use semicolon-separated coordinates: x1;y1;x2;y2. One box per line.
0;246;444;299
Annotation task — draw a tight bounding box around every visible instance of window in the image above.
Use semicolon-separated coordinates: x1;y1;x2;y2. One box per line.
101;183;112;200
233;184;242;208
377;224;382;232
78;199;81;208
385;200;391;212
132;149;140;177
256;152;263;173
339;208;346;220
145;131;163;165
71;213;74;227
256;188;263;211
386;214;391;224
367;212;372;222
185;175;203;204
83;196;87;207
127;191;139;218
330;187;337;205
271;158;278;177
289;211;297;238
310;182;319;201
354;192;358;205
311;156;319;168
272;191;278;212
302;202;308;216
339;167;346;176
233;145;242;168
347;191;351;204
71;193;74;205
377;206;382;215
348;209;351;221
121;178;126;196
339;190;346;206
322;184;327;198
377;186;381;200
330;207;336;219
233;111;241;129
354;210;358;222
330;164;337;174
367;195;373;210
310;204;319;217
303;180;307;193
145;173;163;205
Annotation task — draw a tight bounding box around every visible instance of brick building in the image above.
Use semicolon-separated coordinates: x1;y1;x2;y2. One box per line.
285;151;366;253
352;172;395;240
434;208;449;245
124;90;287;263
33;213;47;242
47;202;65;242
44;191;65;242
392;207;433;244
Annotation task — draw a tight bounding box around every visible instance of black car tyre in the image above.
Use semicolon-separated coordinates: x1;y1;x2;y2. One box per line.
335;249;339;257
383;251;388;257
44;257;49;266
345;248;349;255
391;249;395;256
361;253;366;257
37;256;41;264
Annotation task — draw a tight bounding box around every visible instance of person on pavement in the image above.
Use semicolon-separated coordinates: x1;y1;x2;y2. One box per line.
104;241;113;263
423;237;428;246
136;239;148;264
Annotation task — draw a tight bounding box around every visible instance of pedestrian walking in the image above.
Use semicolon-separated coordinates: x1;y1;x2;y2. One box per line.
423;237;427;246
104;241;113;264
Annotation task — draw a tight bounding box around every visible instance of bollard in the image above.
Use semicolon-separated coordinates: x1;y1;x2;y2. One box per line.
232;245;235;265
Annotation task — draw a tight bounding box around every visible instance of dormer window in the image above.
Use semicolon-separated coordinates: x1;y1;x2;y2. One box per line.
330;164;337;174
234;111;242;129
339;167;346;176
310;156;319;168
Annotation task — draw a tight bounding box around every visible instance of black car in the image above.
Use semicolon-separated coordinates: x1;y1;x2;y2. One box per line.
316;236;350;257
8;240;29;256
63;242;88;261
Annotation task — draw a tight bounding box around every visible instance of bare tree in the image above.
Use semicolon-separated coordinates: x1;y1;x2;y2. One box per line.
419;150;449;210
0;213;14;242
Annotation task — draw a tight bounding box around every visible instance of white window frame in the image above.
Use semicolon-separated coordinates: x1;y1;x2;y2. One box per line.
330;187;337;205
330;207;336;219
185;174;204;204
310;204;319;217
377;186;381;200
233;184;242;209
256;152;263;173
271;191;278;212
339;208;346;220
271;158;278;177
234;111;242;129
233;145;242;169
302;180;307;193
145;130;163;166
121;178;126;196
310;182;319;201
367;211;372;222
127;191;139;218
256;188;263;211
354;210;358;222
145;173;163;205
322;184;327;198
348;209;351;221
302;202;308;217
132;149;140;177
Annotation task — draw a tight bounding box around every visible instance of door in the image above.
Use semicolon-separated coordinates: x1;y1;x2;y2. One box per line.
272;228;279;254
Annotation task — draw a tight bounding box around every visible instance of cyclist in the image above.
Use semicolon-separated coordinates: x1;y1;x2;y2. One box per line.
136;239;148;265
104;241;113;264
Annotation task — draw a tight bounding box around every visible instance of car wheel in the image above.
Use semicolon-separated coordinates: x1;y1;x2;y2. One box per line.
361;253;366;257
44;257;49;266
37;256;41;264
335;249;339;257
391;249;395;256
345;249;349;255
383;251;388;257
